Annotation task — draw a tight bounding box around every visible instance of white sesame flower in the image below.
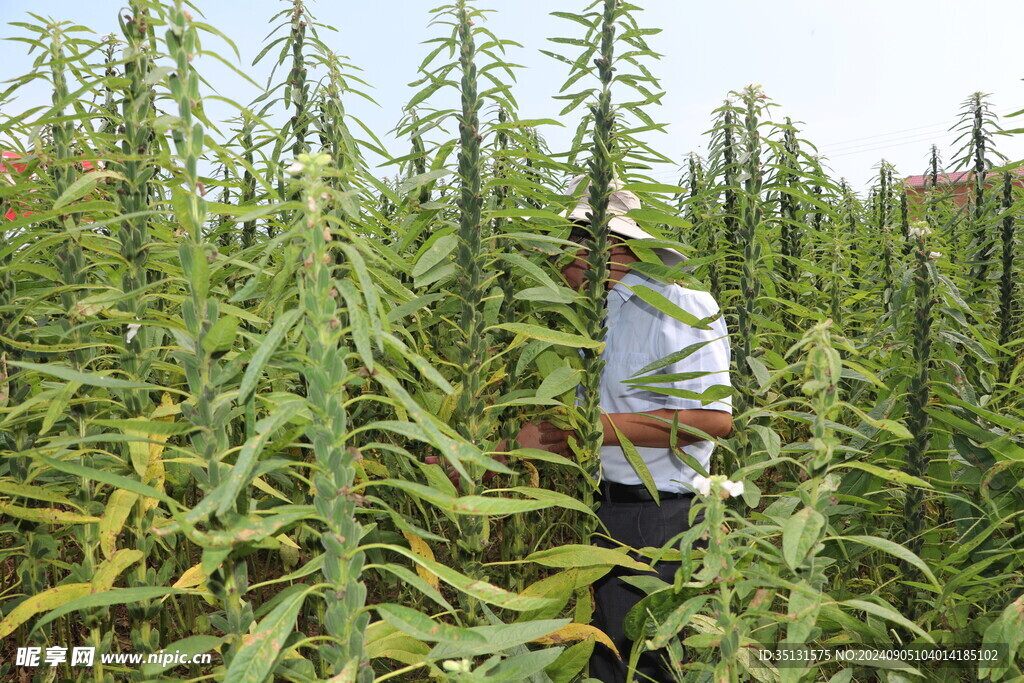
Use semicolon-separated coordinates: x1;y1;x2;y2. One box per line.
721;479;745;498
285;160;305;175
929;251;942;260
691;474;712;497
306;195;317;212
442;659;472;673
125;323;141;343
907;220;932;239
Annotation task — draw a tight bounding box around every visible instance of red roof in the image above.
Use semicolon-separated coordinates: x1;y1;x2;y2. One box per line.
2;152;101;221
905;167;1024;188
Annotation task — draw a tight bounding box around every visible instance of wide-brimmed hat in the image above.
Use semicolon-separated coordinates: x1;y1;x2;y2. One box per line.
563;175;685;267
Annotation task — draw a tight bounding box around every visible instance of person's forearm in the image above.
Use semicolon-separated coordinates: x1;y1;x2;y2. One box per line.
600;409;732;448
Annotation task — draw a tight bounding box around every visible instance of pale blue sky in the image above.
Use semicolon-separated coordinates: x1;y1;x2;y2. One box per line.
3;0;1023;191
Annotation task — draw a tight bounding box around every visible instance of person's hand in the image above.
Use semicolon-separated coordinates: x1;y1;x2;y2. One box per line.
423;451;509;488
515;421;574;458
422;421;574;487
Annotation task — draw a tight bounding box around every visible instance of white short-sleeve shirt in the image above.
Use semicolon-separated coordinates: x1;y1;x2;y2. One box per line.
589;270;732;493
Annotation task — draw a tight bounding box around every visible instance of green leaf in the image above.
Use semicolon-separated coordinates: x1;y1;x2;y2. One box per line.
30;587;185;635
489;323;601;349
828;462;932;489
523;545;653;572
485;647;565;681
834;535;940;590
746;356;771;392
631;340;713;376
238;309;302;402
212;399;305;517
841;599;935;643
749;425;781;459
782;506;825;571
927;408;1024;461
376;604;486;644
224;587;311;683
398;168;451;195
515;286;577;304
545;639;595;683
427;619;570;660
367;480;560;516
606;419;659;505
505;487;599;519
621;182;686;195
536;367;581;400
626;285;713;330
508;448;589;477
517;567;611;622
202;315;238;356
8;360;160;390
53;170;123;210
34;454;177;508
365;563;455;613
650;595;709;649
412;233;457;279
374;545;555;611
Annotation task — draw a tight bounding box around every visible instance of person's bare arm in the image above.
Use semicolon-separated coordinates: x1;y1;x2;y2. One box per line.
599;408;732;448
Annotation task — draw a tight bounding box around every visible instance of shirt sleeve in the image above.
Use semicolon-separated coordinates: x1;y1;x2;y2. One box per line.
648;286;733;413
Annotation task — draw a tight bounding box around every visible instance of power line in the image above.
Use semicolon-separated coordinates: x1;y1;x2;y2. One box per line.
819;106;1017;152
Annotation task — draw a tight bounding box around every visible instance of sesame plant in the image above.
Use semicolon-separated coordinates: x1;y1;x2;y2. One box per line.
2;2;1024;683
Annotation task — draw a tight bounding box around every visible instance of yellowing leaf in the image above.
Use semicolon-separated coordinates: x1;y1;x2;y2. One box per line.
100;489;138;559
532;623;619;658
125;428;151;478
173;563;216;606
173;563;206;589
151;392;181;419
275;533;300;550
143;436;166;513
0;583;91;639
0;501;99;525
401;531;439;590
253;476;290;503
92;549;144;592
521;461;540;488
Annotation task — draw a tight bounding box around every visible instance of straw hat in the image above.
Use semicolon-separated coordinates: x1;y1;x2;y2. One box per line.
563;175;685;267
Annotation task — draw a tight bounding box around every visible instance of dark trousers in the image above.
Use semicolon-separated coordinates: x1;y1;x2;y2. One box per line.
589;493;700;683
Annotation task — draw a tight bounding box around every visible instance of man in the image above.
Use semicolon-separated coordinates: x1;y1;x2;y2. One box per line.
519;176;733;683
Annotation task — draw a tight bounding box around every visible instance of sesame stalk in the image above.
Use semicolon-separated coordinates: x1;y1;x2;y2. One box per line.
778;119;804;333
113;5;165;655
722;106;741;292
164;2;254;666
729;85;767;475
113;0;157;418
290;152;372;681
902;219;937;619
288;0;310;160
575;0;618;513
688;154;720;298
450;2;491;586
997;172;1017;384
